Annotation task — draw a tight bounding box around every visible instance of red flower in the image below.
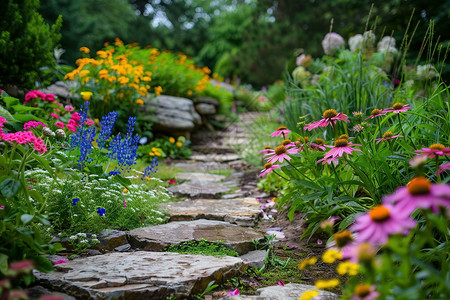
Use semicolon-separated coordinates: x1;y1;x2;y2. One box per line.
168;179;176;184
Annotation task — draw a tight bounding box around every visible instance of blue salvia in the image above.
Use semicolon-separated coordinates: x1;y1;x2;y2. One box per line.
97;111;118;149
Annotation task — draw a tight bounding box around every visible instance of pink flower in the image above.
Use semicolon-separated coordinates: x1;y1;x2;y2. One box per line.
71;112;81;121
65;105;75;112
341;242;377;263
270;126;290;137
44;94;56;102
436;162;450;175
23;121;46;130
227;289;240;296
168;179;176;184
55;121;65;129
414;143;450;158
24;91;38;104
375;131;402;143
86;119;95;126
323;139;361;158
50;113;59;119
352;124;364;132
265;145;299;164
0;205;4;209
351;284;380;300
409;154;428;168
66;124;77;132
383;177;450;215
365;108;388;120
258;146;273;155
320;216;340;230
385;102;413;114
304;109;349;131
54;108;60;112
53;259;68;265
123;200;127;208
310;138;326;151
350;204;416;245
259;163;281;177
278;281;285;286
317;156;339;165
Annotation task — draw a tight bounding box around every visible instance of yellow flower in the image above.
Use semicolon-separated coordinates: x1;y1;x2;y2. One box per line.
94;118;100;124
298;257;317;270
299;290;319;300
123;188;129;193
115;37;124;46
169;137;175;143
98;69;108;79
142;76;152;81
96;50;108;58
187;90;192;96
337;261;359;276
79;70;90;77
176;141;182;147
154;86;163;96
155;151;162;156
149;152;155;156
92;141;98;147
151;147;158;152
322;249;342;264
145;176;151;181
118;76;130;85
80;91;93;101
314;279;340;290
136;99;144;105
80;46;90;54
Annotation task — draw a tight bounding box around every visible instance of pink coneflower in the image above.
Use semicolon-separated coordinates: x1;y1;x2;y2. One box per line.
352;124;364;132
365;108;387;120
320;216;340;230
437;162;450;175
50;113;59;119
414;143;450;158
259;162;281;177
409;154;428;168
341;242;377;264
65;105;75;112
270;126;290;137
383;177;450;215
350;204;416;245
258;146;273;155
385;102;413;114
375;131;402;143
281;139;296;148
265;145;299;164
310;138;326;151
351;284;380;300
304;109;349;131
317;156;339;165
323;138;361;158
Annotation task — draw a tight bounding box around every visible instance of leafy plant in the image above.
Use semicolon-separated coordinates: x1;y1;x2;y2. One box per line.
166;239;239;257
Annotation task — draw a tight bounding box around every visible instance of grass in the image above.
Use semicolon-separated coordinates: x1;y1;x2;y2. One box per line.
206;168;234;177
166;239;239;257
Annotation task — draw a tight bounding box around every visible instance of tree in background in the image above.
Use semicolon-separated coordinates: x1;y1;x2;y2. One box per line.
0;0;62;90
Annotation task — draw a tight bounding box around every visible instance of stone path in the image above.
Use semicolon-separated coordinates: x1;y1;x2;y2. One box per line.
34;112;337;300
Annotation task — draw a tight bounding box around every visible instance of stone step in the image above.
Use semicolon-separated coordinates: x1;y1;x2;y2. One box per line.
174;161;230;171
127;219;264;255
190;153;241;163
35;252;244;300
159;198;261;226
192;144;236;154
175;172;226;182
167;181;230;198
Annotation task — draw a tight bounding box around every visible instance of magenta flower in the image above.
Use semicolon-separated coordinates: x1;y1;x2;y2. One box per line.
375;131;402;143
86;119;95;126
352;124;364;132
278;281;285;286
437;162;450;175
414;143;450;158
323;138;361;159
259;163;281;177
310;138;326;151
50;113;59;119
258;146;273;155
383;177;450;215
341;242;377;264
65;105;75;112
123;199;127;208
44;94;56;102
23;121;46;130
55;121;65;129
350;204;416;245
227;289;240;296
270;126;290;137
385;102;413;114
351;284;380;300
265;145;299;164
304;109;349;131
365;108;387;120
53;259;68;265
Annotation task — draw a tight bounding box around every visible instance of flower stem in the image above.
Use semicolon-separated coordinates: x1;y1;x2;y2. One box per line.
272;170;290;181
286;159;314;182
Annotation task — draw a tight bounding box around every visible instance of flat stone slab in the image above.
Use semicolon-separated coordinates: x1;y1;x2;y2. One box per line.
223;283;338;300
175;172;226;182
239;250;268;269
191;154;241;163
159;198;261;226
127;219;264;255
175;161;230;171
35;252;244;300
167;181;230;198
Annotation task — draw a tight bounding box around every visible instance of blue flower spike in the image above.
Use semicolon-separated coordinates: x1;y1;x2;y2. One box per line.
72;198;80;206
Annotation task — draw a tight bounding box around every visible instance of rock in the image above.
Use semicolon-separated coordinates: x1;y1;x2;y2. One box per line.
190;154;241;163
167;181;230;198
35;252;244;299
175;172;226;182
196;96;220;106
141;95;201;132
127;219;263;255
195;103;216;115
40;81;78;101
192;144;236;154
44;255;69;264
239;250;268;269
114;244;131;252
85;249;102;256
160;198;261;226
93;229;128;251
27;285;76;300
220;193;246;200
222;283;338;300
175;161;230;171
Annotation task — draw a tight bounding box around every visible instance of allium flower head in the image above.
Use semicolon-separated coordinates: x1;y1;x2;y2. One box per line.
259;162;281;177
349;34;363;52
322;32;345;55
270;126;290;137
386;102;412;114
304;109;349;131
351;284;380;300
414;143;450;158
383;177;450;215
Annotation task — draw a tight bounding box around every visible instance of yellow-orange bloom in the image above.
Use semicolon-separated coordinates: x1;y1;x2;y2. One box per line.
154;86;163;96
299;290;319;300
98;69;108;79
322;249;342;264
118;76;130;85
79;70;90;77
298;257;317;270
80;46;90;54
169;137;175;143
314;279;340;290
176;141;182;147
80;91;93;101
136;99;144;105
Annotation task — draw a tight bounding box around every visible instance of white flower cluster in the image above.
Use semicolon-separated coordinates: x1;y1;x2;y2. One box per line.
322;32;345;56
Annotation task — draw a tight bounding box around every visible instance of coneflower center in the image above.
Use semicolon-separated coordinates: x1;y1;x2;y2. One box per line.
354;284;371;298
323;109;338;119
264;162;273;169
274;145;287;155
407;177;431;195
334;138;349;147
392;102;404;110
303;136;310;143
429;143;445;150
371;109;381;116
382;131;394;138
277;126;287;131
334;230;353;248
338;134;349;140
282;139;292;146
369;205;390;222
314;138;325;145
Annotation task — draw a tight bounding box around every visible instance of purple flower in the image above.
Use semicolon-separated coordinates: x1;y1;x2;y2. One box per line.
53;259;68;265
72;198;80;206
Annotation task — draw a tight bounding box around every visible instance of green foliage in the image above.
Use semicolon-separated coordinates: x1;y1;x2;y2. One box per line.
138;136;192;161
0;0;62;89
166;239;239;257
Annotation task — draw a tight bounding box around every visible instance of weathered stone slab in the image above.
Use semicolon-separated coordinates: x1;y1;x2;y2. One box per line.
159;198;261;226
223;283;338;300
191;154;241;163
192;144;236;154
127;219;264;255
35;252;244;300
167;181;230;198
195;103;216;115
175;172;226;182
239;250;268;269
175;161;230;171
93;229;128;251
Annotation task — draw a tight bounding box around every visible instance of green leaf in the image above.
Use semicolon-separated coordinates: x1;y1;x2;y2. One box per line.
51;242;65;252
30;153;54;178
20;214;34;225
0;177;21;197
0;253;8;274
29;190;45;203
86;164;104;175
33;256;54;273
11;114;46;123
113;175;132;186
11;104;41;113
2;96;20;107
37;216;51;226
292;179;322;191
